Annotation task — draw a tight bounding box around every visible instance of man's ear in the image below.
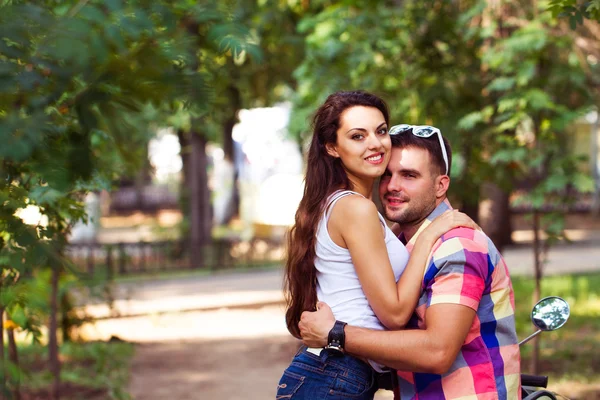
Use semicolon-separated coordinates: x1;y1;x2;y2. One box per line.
435;174;450;199
325;143;339;158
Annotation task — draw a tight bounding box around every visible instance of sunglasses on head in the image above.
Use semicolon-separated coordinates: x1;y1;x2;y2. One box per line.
388;124;449;175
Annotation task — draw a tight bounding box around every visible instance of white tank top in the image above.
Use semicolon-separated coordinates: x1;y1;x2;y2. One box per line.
314;190;410;332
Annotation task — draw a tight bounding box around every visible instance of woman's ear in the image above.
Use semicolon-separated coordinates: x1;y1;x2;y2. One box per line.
325;143;339;158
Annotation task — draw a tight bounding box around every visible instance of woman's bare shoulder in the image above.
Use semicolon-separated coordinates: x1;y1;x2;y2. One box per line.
330;194;378;221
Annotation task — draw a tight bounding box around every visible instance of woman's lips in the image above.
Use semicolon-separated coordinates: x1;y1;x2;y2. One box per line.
365;153;384;164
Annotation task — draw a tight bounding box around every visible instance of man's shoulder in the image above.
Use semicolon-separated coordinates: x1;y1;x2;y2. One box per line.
434;227;492;254
427;228;502;278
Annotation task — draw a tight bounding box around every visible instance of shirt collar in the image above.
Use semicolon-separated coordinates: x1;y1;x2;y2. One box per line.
403;199;453;252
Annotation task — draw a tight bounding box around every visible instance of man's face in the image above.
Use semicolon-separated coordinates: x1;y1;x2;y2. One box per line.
379;146;440;225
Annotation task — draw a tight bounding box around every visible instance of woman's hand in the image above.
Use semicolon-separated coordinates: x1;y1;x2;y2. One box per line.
421;210;480;244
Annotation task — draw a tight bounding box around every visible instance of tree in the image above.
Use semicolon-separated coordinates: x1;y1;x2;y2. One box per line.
0;1;247;397
548;0;600;25
174;0;310;235
290;1;491;222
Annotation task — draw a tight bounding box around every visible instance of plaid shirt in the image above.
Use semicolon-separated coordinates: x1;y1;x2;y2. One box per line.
396;200;521;399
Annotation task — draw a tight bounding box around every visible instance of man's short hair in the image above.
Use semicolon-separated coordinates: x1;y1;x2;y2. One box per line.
390;130;452;176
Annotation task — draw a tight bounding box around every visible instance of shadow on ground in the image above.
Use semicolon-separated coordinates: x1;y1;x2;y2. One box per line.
129;336;299;400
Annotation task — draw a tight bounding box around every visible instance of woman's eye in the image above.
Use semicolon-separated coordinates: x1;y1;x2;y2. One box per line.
352;134;364;140
378;128;388;135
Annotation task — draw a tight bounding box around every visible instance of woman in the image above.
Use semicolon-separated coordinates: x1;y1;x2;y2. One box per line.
276;91;475;399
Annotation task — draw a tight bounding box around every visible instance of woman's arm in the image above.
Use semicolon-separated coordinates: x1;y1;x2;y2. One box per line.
391;210;477;328
329;197;475;330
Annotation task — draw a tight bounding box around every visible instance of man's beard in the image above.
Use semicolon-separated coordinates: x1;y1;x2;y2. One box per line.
384;196;437;226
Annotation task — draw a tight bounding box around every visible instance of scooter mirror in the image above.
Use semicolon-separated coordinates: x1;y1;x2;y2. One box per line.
531;296;570;331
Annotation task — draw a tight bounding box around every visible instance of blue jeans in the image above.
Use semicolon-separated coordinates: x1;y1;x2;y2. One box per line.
276;346;377;399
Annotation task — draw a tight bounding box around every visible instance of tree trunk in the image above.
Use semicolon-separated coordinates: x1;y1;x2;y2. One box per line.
1;306;5;398
530;210;543;374
60;293;72;344
6;322;20;400
49;265;61;400
478;182;512;251
221;85;242;224
453;142;480;223
189;132;212;268
134;168;146;211
177;129;192;257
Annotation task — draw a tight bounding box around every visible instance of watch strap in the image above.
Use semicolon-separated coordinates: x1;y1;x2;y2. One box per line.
326;320;347;352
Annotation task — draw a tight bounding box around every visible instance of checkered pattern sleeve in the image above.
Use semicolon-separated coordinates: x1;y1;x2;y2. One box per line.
425;232;489;311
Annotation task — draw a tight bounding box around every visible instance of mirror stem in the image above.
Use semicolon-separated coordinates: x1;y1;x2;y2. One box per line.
518;329;542;346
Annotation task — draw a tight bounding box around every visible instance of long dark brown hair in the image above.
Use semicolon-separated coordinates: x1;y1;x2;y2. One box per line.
284;90;390;338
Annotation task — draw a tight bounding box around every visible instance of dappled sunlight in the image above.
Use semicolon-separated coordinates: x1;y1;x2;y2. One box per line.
80;305;289;343
81;289;284;319
512;228;600;243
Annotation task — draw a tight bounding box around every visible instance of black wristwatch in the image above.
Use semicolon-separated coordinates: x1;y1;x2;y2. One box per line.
325;320;347;352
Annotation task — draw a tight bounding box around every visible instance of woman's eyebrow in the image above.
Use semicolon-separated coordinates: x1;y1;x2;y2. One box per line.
345;122;387;134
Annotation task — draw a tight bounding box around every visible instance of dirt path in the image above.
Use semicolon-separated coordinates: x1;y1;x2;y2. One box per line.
129;336;298;400
91;305;393;399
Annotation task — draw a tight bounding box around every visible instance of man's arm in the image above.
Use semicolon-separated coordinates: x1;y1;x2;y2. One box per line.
300;302;475;374
300;234;488;374
346;303;475;373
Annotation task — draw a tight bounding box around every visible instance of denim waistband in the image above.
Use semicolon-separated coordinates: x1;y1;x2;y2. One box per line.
294;345;374;382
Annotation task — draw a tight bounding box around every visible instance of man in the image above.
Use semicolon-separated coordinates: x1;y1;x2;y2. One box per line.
299;125;521;399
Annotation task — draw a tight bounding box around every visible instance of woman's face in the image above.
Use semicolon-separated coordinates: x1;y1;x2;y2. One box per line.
326;105;391;182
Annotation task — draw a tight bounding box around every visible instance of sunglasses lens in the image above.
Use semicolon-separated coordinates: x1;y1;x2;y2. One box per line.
414;127;435;137
390;125;411;135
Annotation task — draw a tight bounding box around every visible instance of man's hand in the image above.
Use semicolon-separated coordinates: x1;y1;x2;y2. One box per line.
299;301;335;347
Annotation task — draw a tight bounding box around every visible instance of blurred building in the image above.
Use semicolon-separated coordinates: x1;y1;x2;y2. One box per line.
67;104;304;244
231;104;304;238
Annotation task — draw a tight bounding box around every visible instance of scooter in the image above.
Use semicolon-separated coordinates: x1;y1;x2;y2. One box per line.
520;296;571;400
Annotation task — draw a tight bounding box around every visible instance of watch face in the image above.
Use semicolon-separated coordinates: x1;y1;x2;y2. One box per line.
325;344;344;353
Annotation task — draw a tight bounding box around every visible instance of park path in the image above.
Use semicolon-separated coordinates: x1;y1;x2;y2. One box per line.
76;228;600;399
81;230;600;322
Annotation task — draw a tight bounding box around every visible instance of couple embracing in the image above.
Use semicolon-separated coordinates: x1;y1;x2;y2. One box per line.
276;91;521;400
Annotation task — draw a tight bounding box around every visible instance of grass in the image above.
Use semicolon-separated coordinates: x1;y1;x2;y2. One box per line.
13;340;134;400
513;272;600;397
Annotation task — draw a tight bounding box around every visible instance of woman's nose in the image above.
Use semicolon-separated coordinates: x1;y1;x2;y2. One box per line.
367;132;383;149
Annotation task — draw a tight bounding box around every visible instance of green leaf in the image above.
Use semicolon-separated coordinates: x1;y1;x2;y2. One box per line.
487;76;516;92
104;0;124;12
572;173;594;192
525;89;553;110
544;174;570;191
458;111;484;130
79;4;107;25
569;15;577;29
29;186;64;206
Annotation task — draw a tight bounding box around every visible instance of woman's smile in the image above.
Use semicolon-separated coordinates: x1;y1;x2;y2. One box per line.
365;152;385;164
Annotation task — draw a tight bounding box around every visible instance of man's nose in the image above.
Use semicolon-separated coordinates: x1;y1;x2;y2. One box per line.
385;174;403;193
